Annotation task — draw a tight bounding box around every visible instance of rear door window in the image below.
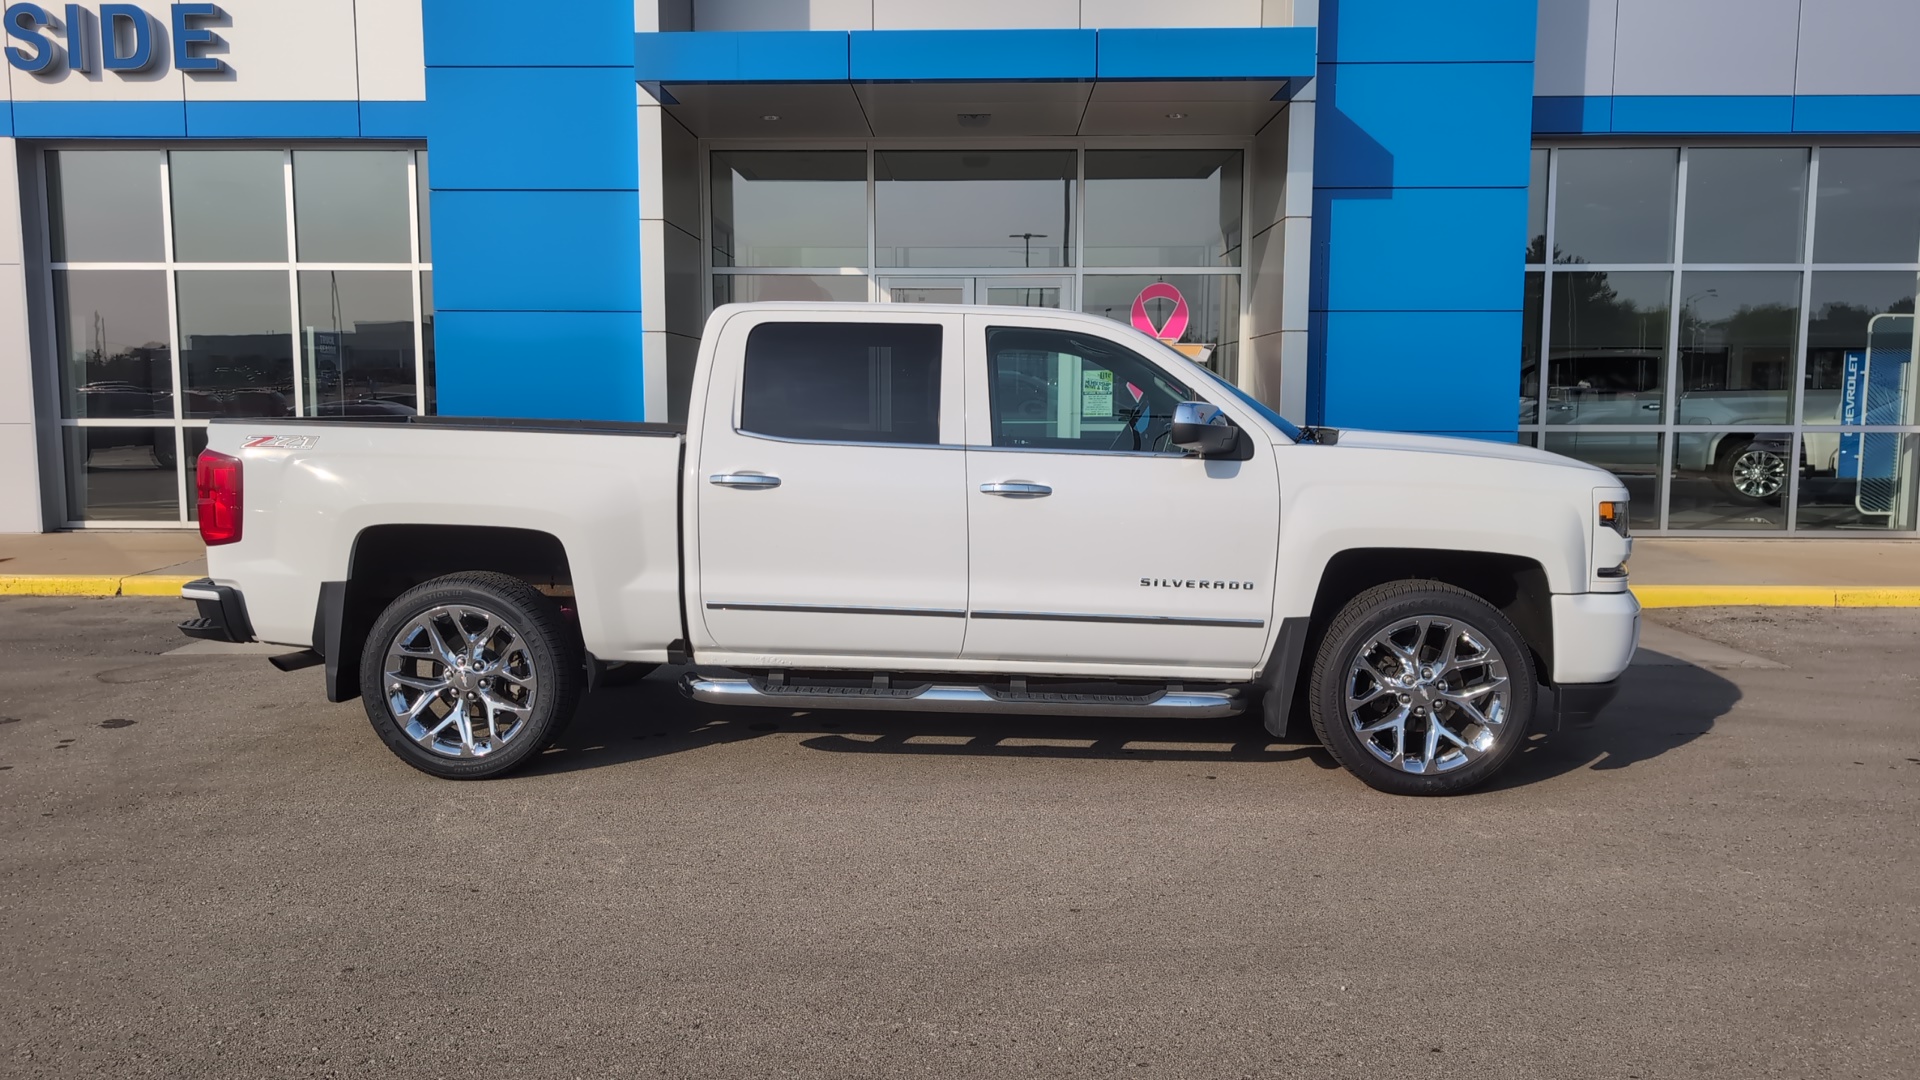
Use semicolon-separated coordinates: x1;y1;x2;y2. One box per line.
740;322;942;445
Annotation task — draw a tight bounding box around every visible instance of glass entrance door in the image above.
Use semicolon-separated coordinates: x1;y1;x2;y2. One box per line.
880;275;1071;309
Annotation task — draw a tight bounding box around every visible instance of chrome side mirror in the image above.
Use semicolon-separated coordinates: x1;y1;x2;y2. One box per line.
1170;401;1238;456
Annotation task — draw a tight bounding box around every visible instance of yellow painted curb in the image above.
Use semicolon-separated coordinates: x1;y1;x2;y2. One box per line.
1634;585;1920;608
0;574;126;597
120;574;198;597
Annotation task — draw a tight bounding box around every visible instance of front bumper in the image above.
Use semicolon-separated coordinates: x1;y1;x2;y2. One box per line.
178;578;254;644
1550;590;1641;685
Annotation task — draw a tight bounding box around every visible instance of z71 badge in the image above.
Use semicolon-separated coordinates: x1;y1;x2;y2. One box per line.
242;435;320;451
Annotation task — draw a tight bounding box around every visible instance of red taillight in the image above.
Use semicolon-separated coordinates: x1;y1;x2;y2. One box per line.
197;450;243;546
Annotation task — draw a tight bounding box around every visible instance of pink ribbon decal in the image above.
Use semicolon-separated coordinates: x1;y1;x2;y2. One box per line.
1130;282;1190;342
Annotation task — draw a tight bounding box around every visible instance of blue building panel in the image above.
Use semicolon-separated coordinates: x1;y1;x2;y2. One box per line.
1793;95;1920;133
849;29;1095;82
360;100;430;138
432;190;641;314
1611;95;1795;134
634;31;850;84
11;100;187;138
1321;0;1536;64
184;100;360;139
1315;62;1535;189
1531;95;1612;134
1094;27;1314;81
1317;310;1523;437
434;311;648;421
425;67;640;191
1311;188;1529;315
423;0;635;68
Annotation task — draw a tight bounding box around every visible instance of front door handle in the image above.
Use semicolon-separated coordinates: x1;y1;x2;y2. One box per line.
710;472;781;489
980;481;1052;497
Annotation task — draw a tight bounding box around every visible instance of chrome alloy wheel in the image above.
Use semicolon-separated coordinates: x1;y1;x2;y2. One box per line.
382;604;539;759
1730;448;1788;499
1344;616;1511;775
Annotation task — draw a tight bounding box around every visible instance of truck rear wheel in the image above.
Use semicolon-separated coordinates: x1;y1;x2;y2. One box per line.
358;571;582;779
1307;581;1536;796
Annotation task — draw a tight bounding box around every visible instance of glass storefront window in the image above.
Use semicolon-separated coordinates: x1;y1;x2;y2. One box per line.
53;271;173;420
177;271;295;419
1542;432;1662;532
1082;274;1240;381
1804;272;1918;425
1676;271;1800;425
1547;271;1670;425
416;151;432;262
876;150;1073;268
46;150;164;262
1683;148;1807;264
1552;148;1677;265
420;270;436;416
713;274;870;305
62;427;179;523
710;151;866;268
1084;150;1242;267
168;150;288;262
1668;431;1790;531
297;271;419;414
1526;149;1547;264
1521;271;1542;423
293;150;413;263
1798;433;1919;531
1812;148;1920;264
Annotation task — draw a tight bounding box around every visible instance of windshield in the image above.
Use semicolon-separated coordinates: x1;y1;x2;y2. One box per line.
1185;359;1305;442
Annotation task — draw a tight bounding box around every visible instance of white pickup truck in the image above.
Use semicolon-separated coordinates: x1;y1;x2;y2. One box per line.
180;303;1639;795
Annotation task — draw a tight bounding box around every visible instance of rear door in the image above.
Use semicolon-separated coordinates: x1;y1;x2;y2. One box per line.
960;314;1280;669
692;310;969;660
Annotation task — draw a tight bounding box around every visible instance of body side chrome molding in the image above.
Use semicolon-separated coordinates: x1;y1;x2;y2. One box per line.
706;601;967;618
969;610;1265;629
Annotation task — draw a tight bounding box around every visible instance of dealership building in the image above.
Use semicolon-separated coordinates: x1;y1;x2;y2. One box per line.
1;0;1917;535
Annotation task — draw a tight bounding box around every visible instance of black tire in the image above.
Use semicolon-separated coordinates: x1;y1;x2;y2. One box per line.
1713;439;1787;504
1308;581;1537;796
359;571;582;779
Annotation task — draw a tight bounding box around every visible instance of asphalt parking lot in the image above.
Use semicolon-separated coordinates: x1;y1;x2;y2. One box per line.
2;598;1917;1079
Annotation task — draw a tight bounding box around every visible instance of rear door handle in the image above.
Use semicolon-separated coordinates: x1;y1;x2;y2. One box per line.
980;481;1052;497
709;472;781;489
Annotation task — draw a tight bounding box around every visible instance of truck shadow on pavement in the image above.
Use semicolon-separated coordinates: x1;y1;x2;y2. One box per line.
532;652;1740;791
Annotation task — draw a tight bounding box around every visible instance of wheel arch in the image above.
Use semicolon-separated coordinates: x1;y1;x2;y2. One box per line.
317;525;576;703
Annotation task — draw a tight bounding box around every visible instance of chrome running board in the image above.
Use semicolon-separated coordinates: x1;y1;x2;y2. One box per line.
679;674;1244;719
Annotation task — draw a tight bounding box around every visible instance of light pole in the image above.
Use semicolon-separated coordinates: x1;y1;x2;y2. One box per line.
1009;233;1047;268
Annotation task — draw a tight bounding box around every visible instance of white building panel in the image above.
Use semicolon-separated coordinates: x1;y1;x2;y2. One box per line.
181;0;359;102
1534;0;1616;97
354;0;427;102
9;27;185;104
693;0;874;31
1794;0;1920;96
1612;0;1799;97
873;0;1079;30
1080;0;1262;27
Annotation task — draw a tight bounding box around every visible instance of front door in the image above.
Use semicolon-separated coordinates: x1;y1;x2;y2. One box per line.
694;309;970;661
960;313;1281;670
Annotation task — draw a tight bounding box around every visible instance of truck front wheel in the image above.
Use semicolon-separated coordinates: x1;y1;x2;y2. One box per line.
358;571;582;779
1307;581;1536;796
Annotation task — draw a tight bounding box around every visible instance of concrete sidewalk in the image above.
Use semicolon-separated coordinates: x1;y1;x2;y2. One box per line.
1;529;1917;604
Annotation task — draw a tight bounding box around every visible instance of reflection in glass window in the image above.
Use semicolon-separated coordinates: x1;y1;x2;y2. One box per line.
1547;271;1670;425
169;150;288;262
47;150;164;262
63;427;179;522
985;326;1192;453
1668;431;1790;531
1799;433;1918;531
739;322;941;445
1813;148;1920;264
1803;272;1918;425
1085;150;1242;267
711;151;866;268
1526;149;1547;264
298;271;418;415
1543;432;1662;531
876;151;1073;268
714;274;869;306
176;271;294;419
416;151;432;262
420;270;435;415
1520;271;1543;423
1684;148;1806;264
1553;148;1677;264
1081;274;1239;382
294;150;413;263
1676;272;1800;425
53;271;173;420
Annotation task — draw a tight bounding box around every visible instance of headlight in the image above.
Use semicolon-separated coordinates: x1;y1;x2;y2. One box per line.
1598;499;1630;538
